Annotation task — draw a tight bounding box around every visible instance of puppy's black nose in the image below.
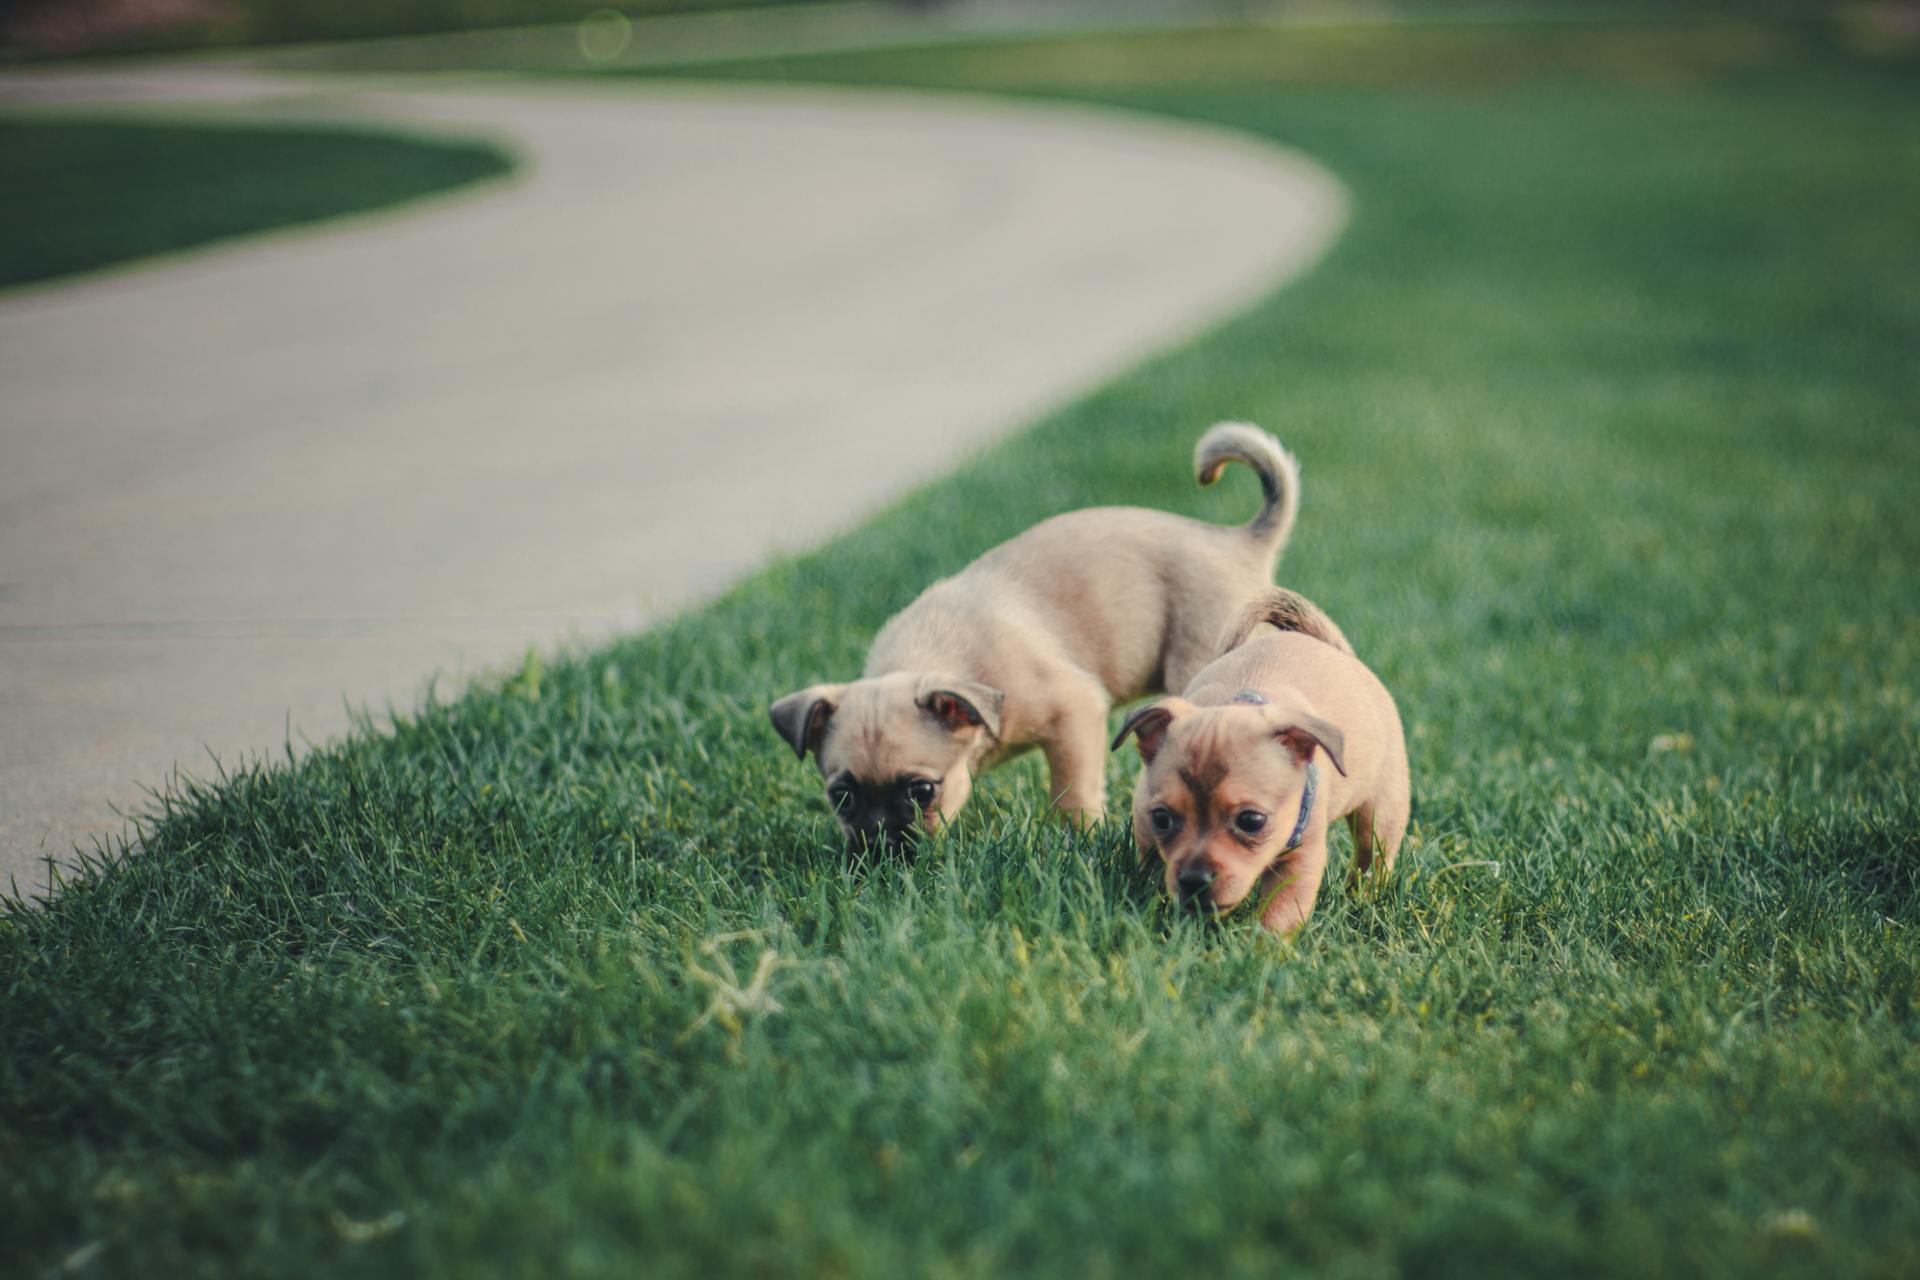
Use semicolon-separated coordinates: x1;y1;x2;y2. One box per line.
1176;864;1216;904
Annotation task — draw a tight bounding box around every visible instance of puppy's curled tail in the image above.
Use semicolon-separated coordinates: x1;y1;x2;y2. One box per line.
1218;587;1355;657
1194;421;1300;556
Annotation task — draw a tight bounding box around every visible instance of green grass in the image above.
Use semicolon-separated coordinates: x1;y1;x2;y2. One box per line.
3;0;823;58
0;118;510;289
6;17;1920;1278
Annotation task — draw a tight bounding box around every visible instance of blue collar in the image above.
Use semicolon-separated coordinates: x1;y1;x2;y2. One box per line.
1284;761;1319;850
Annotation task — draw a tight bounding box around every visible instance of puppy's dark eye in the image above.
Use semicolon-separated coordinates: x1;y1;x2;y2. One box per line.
906;779;938;810
1234;809;1267;836
1149;806;1179;838
827;785;853;812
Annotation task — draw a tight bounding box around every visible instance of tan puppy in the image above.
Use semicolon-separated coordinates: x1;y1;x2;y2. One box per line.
1112;589;1408;932
771;422;1300;855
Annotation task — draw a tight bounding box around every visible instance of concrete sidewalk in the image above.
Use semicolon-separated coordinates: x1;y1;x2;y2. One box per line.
0;71;1345;899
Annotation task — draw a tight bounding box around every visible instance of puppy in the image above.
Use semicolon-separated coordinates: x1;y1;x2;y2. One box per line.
771;422;1301;855
1111;588;1408;932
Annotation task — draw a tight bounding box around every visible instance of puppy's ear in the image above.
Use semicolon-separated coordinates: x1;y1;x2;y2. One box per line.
1110;698;1189;763
918;678;1004;741
1275;713;1347;777
769;684;844;760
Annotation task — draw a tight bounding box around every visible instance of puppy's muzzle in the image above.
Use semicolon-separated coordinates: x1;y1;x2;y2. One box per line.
1176;863;1217;908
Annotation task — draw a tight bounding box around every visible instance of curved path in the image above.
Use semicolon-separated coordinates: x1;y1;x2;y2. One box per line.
0;69;1345;898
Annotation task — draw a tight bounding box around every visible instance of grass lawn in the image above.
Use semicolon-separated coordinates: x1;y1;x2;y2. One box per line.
4;0;822;57
6;16;1920;1278
0;118;510;289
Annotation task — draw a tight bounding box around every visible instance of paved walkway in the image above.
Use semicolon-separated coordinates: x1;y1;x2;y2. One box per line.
0;69;1344;899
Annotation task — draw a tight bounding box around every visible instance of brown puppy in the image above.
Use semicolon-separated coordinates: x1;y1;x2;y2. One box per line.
771;422;1300;856
1112;589;1408;933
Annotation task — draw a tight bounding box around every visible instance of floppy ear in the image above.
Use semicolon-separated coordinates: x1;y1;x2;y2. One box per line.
918;678;1005;741
769;684;844;760
1110;698;1189;764
1275;713;1347;777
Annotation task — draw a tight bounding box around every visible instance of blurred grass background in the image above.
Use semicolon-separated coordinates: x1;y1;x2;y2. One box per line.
1;0;823;58
0;120;511;288
3;10;1919;1278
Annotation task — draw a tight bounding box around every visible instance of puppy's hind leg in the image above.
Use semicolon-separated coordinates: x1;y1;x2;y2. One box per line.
1368;731;1412;880
1345;786;1410;893
1345;804;1383;893
1038;671;1112;826
1159;601;1239;696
